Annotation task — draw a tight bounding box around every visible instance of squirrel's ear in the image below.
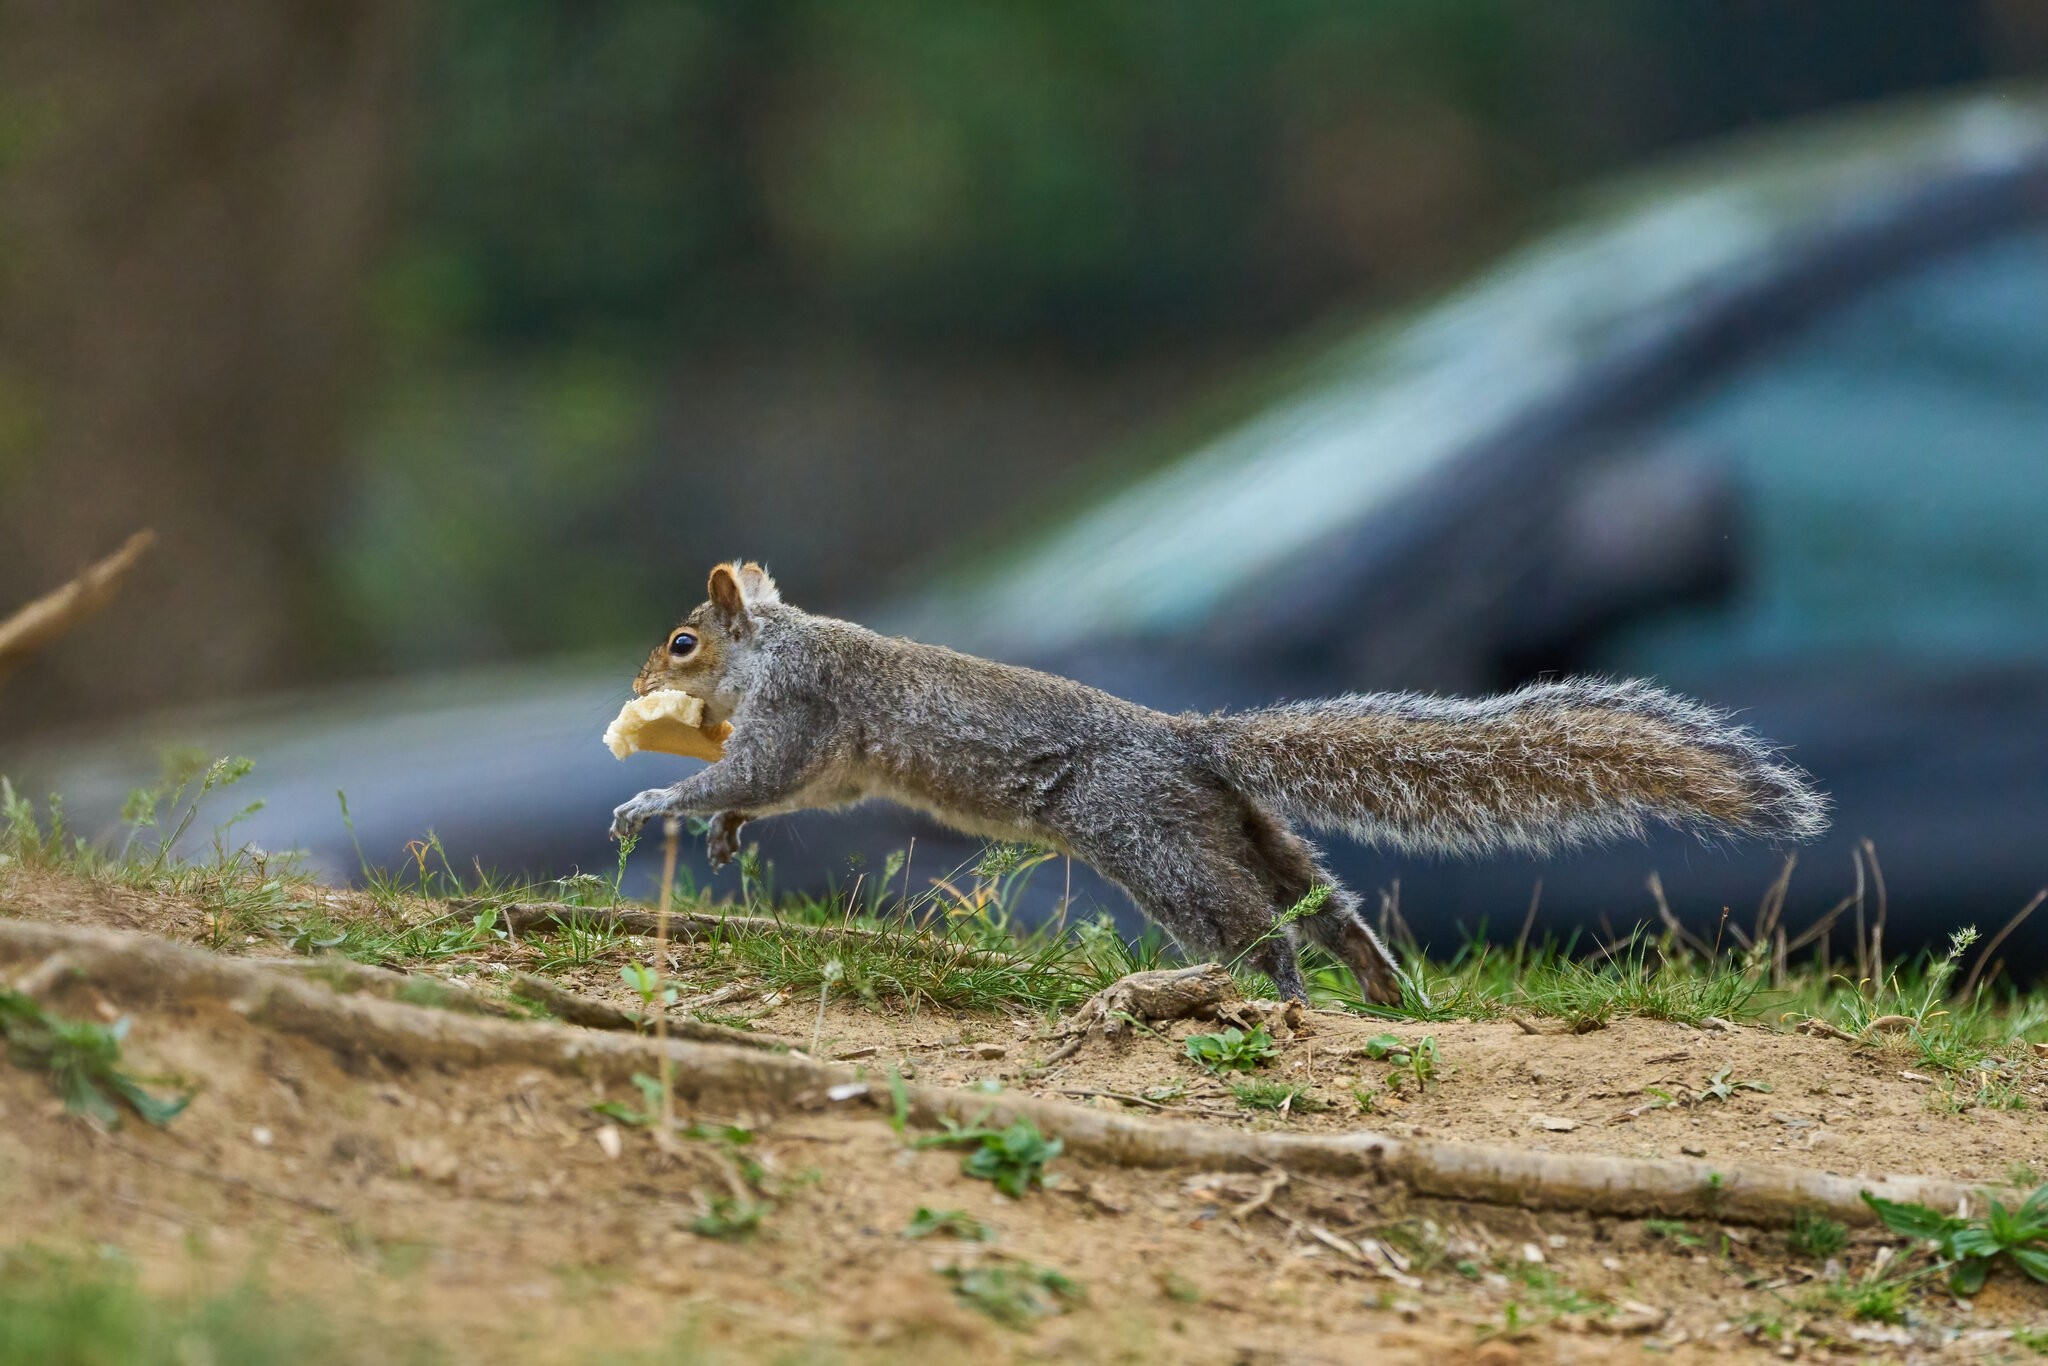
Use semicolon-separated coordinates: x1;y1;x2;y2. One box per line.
707;563;748;630
735;561;781;606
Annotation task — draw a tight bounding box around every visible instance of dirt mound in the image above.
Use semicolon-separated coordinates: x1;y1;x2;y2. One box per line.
4;869;2047;1362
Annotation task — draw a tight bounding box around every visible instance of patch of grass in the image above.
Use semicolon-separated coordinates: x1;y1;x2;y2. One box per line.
1516;935;1765;1029
534;909;627;971
1830;1273;1913;1324
1502;1261;1605;1321
1364;1032;1440;1089
915;1117;1062;1198
690;1195;770;1240
1643;1219;1703;1249
0;991;191;1128
0;1245;428;1366
1228;1080;1326;1113
903;1207;993;1241
940;1260;1081;1328
1788;1208;1849;1260
1864;1183;2048;1296
15;772;2048;1091
589;1072;669;1127
1183;1026;1276;1074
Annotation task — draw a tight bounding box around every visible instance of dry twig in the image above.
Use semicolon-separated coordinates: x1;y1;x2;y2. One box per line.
0;530;155;684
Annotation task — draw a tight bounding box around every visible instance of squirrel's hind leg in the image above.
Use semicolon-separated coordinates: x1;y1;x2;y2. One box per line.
1080;837;1313;1003
1243;811;1410;1008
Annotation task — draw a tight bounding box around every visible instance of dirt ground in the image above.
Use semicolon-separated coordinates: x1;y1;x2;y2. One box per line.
5;867;2048;1363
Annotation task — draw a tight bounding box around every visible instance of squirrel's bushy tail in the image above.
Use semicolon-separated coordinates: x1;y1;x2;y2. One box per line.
1204;677;1827;856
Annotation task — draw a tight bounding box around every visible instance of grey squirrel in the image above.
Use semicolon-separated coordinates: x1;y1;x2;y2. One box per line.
609;561;1828;1005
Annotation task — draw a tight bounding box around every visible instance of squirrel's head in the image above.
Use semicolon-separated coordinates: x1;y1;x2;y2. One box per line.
632;561;782;717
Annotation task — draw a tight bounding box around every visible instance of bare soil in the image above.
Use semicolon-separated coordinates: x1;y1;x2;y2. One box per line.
5;867;2047;1364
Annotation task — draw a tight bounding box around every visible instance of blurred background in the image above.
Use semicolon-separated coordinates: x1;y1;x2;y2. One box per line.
4;1;2048;955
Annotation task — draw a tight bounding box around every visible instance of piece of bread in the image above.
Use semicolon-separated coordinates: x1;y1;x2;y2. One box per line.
602;689;732;762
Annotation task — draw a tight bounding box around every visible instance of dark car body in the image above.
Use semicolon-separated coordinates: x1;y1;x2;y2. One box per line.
14;89;2048;960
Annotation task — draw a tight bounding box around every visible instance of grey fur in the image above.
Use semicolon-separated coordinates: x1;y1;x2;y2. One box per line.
610;571;1828;1006
1209;679;1830;857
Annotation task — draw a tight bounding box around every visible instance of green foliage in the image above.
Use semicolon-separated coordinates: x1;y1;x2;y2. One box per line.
589;1072;668;1128
1787;1208;1849;1261
1365;1032;1440;1088
0;991;191;1129
0;1247;427;1366
1696;1066;1771;1103
917;1117;1062;1198
1183;1026;1276;1074
620;960;677;1012
1643;1219;1702;1249
690;1195;770;1240
1228;1080;1326;1114
940;1260;1081;1329
903;1207;993;1242
403;2;1566;349
1862;1185;2048;1296
2;754;261;888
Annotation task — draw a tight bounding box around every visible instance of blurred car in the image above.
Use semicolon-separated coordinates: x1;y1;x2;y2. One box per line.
13;87;2048;959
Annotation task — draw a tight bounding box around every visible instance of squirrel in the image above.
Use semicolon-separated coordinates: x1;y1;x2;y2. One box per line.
609;560;1829;1006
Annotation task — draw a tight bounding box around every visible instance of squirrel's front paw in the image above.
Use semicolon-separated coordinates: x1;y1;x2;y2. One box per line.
609;788;675;842
706;811;746;869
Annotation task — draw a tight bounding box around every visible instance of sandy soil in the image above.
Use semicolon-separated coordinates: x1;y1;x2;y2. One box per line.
4;868;2047;1363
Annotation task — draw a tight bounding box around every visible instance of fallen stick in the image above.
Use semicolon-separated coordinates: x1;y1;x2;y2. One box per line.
0;530;155;685
9;930;797;1053
0;917;2009;1230
505;971;795;1051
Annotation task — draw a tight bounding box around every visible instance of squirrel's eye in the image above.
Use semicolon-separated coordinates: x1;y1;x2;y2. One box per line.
669;632;698;657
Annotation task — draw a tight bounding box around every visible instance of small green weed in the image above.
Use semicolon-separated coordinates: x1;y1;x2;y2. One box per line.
1228;1080;1326;1113
1503;1261;1604;1320
620;960;678;1013
941;1260;1080;1328
1788;1208;1849;1260
1364;1032;1440;1088
1643;1218;1703;1249
1184;1026;1276;1073
916;1117;1062;1198
536;910;626;971
903;1207;993;1241
1863;1184;2048;1296
0;1246;417;1366
0;990;191;1128
691;1195;769;1239
1697;1065;1771;1102
589;1073;668;1127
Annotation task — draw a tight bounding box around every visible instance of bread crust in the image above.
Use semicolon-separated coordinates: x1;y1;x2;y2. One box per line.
602;689;732;762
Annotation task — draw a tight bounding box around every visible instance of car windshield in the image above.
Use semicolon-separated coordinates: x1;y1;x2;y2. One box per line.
1594;227;2048;682
891;94;2048;656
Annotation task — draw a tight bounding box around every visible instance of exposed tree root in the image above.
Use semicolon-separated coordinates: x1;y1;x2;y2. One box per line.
1035;965;1306;1069
0;917;2010;1231
472;901;1020;968
507;969;797;1050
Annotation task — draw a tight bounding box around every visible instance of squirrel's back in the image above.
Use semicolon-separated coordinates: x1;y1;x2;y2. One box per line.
1202;677;1827;856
